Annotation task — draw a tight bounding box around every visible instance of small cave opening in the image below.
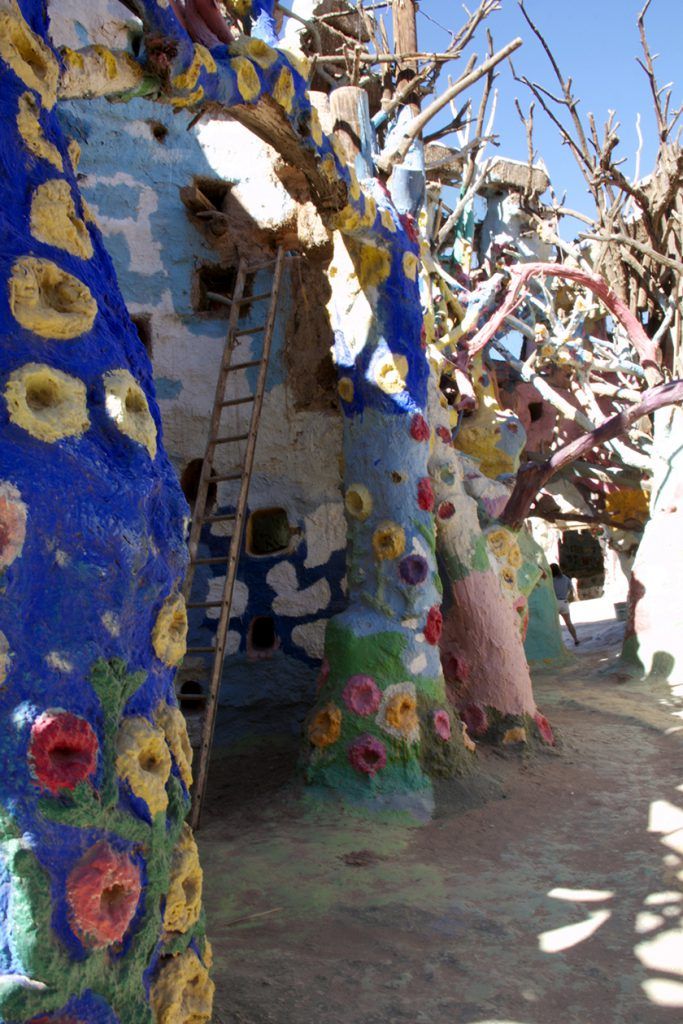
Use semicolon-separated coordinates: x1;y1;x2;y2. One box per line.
247;508;291;556
194;264;255;318
193;176;232;210
148;121;168;144
528;401;544;422
180;458;217;510
178;680;206;712
131;314;152;357
249;616;277;652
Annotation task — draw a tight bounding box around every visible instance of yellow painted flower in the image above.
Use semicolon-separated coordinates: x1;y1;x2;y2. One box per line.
402;252;418;281
345;484;373;522
30;179;93;260
500;566;517;590
333;204;362;234
377;682;419;743
372;521;406;561
9;256;97;340
374;353;408;395
230;56;260;101
115;717;171;817
502;726;527;745
5;363;89;443
308;703;342;748
151;948;214;1024
0;6;59;108
103;369;157;459
245;37;277;68
487;529;511;559
273;66;294;113
337;377;354;403
380;208;397;233
17;93;63;170
358;245;391;288
152;592;188;667
507;542;523;569
155;701;193;788
164;824;203;934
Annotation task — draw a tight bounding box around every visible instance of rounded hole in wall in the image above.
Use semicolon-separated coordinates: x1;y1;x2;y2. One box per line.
178;680;206;712
148;120;168;144
246;507;291;556
248;616;278;656
528;401;544;422
180;458;217;511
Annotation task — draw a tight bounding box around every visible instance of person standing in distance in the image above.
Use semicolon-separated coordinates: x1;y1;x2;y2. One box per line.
551;563;579;645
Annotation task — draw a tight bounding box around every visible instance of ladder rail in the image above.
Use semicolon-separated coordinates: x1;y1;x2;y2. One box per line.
182;260;248;604
189;247;287;830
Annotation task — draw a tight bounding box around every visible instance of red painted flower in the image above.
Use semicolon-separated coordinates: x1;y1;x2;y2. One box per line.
460;703;488;737
423;606;442;645
417;477;434;512
67;841;141;948
316;657;330;692
433;710;451;741
29;712;98;795
534;711;555;746
348;734;387;777
410;413;430;442
436;426;452;445
343;675;382;716
437;501;455;520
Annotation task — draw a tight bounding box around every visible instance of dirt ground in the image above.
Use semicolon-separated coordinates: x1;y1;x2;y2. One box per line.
198;600;683;1024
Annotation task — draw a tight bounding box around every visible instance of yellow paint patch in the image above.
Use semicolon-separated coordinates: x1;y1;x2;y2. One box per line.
17;92;62;170
115;717;171;817
0;632;11;687
461;722;476;753
9;256;97;339
380;208;397;233
358;245;391;288
360;195;377;228
92;44;118;79
345;484;373;522
384;692;418;737
171;85;204;110
372;521;406;561
337;376;354;403
60;46;84;71
164;824;203;934
375;352;408;395
347;168;361;201
30;179;93;260
507;542;523;569
308;703;342;748
155;701;193;789
152;592;188;667
0;7;59;109
402;251;418;281
310;106;323;146
244;37;277;69
320;153;338;184
151;949;214;1024
5;363;89;443
502;726;527;745
332;203;361;234
273;66;294;113
103;368;157;459
230;56;260;101
67;138;80;171
487;529;511;559
173;44;215;91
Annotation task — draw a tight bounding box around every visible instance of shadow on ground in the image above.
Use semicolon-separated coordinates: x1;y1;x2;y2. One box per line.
198;605;683;1024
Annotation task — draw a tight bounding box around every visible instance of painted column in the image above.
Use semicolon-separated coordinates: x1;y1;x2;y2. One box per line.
0;2;211;1021
304;186;469;815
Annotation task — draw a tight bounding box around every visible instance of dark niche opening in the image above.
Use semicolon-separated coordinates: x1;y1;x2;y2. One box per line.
180;457;217;510
193;176;232;210
194;264;255;318
528;401;544;422
249;616;277;652
247;507;291;556
131;314;152;356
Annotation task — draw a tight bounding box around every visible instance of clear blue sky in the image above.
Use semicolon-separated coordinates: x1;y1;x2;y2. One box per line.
400;0;682;217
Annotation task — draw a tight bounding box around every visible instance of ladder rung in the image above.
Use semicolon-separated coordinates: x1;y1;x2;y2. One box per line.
186;646;216;653
246;291;272;303
249;257;278;271
187;601;223;609
227;359;261;371
205;290;272;308
220;395;255;408
211;473;243;482
202;513;236;523
235;325;265;336
193;556;231;565
214;433;249;444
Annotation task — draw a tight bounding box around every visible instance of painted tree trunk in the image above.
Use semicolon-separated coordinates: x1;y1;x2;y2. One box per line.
621;406;683;682
0;3;211;1021
304;208;470;815
427;377;554;747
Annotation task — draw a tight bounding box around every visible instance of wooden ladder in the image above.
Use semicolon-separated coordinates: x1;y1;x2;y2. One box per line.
182;246;287;829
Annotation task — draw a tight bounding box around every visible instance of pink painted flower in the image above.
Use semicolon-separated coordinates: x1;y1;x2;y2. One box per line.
460;703;488;737
0;482;27;571
433;710;451;741
316;657;330;692
443;652;470;682
423;606;442;645
348;734;387;777
437;501;455;520
67;842;141;948
342;675;382;716
436;426;452;445
398;554;429;586
417;477;434;512
29;712;98;794
410;413;430;441
534;711;555;746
